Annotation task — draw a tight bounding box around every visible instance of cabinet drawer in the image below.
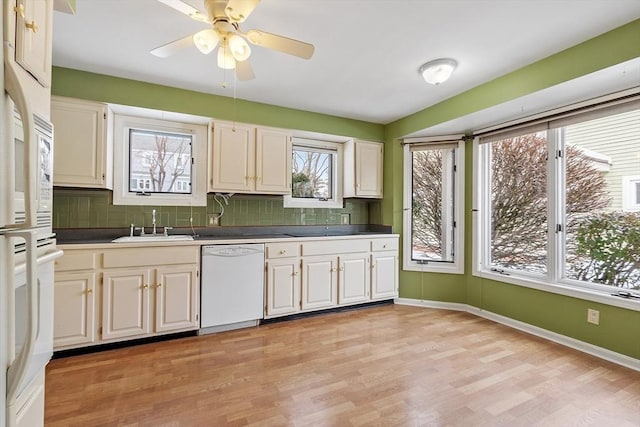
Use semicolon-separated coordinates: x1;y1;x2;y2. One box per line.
302;239;369;256
55;251;99;272
103;246;199;268
266;242;300;259
371;238;398;252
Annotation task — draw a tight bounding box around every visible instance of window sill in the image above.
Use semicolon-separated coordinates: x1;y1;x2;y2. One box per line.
403;261;464;274
475;270;640;312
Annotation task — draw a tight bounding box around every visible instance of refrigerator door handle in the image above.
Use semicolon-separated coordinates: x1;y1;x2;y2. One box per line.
5;229;38;404
3;49;37;229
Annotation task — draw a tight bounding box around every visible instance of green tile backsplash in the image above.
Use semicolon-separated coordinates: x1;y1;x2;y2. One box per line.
53;189;370;229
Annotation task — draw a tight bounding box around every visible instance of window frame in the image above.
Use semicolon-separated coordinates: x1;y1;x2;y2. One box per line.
113;111;208;206
622;175;640;211
472;90;640;311
283;138;344;209
402;137;465;274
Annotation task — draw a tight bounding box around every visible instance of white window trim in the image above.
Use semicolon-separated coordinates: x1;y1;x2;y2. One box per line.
402;138;465;274
622;175;640;212
284;138;344;209
113;112;208;206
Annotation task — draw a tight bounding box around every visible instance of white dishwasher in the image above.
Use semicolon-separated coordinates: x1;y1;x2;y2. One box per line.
200;243;265;334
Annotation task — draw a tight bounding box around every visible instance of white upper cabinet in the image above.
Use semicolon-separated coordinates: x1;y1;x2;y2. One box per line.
51;96;113;188
210;121;291;194
344;139;383;198
13;0;53;87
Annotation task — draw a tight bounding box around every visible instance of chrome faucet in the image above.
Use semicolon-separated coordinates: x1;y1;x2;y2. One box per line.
152;209;157;235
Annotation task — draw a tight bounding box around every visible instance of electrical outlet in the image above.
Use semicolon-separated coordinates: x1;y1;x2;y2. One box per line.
587;308;600;325
340;213;350;225
207;214;219;226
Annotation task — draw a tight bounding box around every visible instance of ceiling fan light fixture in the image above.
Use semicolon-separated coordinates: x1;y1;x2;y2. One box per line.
193;29;219;54
419;58;458;85
217;41;236;69
228;34;251;61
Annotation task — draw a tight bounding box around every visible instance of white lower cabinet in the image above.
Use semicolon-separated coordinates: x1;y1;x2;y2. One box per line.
102;268;151;340
155;265;199;332
265;258;300;317
53;271;97;347
54;245;200;350
301;256;337;310
338;253;370;304
371;252;398;300
265;236;398;319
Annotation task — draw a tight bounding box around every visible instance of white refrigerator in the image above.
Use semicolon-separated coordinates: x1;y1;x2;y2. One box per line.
2;1;61;427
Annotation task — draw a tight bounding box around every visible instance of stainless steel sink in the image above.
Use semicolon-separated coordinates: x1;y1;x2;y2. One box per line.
111;235;194;243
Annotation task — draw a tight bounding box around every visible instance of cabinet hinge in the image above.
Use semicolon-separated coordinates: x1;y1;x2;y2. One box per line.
98;326;102;335
103;112;107;120
196;270;199;278
195;314;199;321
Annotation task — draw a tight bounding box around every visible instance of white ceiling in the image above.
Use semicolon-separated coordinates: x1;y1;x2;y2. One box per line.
52;0;640;126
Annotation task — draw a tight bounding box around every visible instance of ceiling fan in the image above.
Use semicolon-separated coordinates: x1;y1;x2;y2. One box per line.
151;0;315;81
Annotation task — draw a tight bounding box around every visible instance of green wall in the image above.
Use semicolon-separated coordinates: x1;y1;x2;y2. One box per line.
385;19;640;359
51;67;385;229
52;19;640;359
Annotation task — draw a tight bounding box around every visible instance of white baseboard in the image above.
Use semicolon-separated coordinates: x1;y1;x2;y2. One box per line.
394;298;640;372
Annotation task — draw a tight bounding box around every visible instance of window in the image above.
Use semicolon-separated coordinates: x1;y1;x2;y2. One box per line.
128;129;192;194
284;138;343;208
403;137;464;273
113;108;208;206
622;176;640;211
475;94;640;293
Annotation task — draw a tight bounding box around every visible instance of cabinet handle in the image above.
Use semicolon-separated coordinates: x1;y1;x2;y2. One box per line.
279;250;287;255
142;284;149;289
86;288;93;294
14;4;25;18
330;267;337;272
156;283;162;288
371;264;376;269
338;267;344;272
383;244;388;248
292;271;298;276
25;20;38;33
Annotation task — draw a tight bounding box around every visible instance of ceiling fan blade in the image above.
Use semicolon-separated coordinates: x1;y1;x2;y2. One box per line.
236;59;255;81
157;0;208;22
245;30;314;59
224;0;260;23
150;34;195;58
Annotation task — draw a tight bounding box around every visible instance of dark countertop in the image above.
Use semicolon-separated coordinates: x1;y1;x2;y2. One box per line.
55;225;394;245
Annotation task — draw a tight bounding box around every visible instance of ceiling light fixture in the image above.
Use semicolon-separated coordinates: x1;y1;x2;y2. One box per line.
419;58;458;85
228;34;251;61
193;29;219;54
217;39;236;69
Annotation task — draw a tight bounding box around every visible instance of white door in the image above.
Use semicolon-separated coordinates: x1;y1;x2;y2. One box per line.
53;272;96;348
102;269;151;340
155;266;198;332
301;256;336;310
371;253;398;299
266;259;300;317
338;253;369;304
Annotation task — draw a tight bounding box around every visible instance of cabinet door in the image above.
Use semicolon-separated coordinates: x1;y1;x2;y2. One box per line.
255;128;292;194
338;253;370;305
52;97;109;188
102;269;151;340
210;122;254;192
301;256;337;311
53;272;97;348
266;259;300;317
14;0;53;87
371;253;398;300
155;265;199;332
355;141;383;197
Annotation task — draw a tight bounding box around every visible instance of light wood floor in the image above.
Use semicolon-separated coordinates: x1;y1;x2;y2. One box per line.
45;305;640;426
